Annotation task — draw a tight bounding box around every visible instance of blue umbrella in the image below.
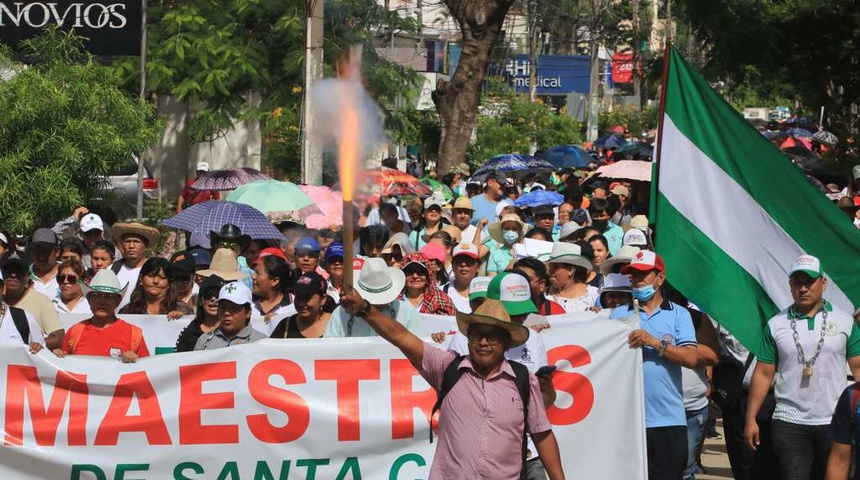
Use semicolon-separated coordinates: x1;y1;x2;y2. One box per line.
472;154;556;180
786;127;813;139
538;145;592;168
594;134;628;149
514;190;564;208
163;201;283;240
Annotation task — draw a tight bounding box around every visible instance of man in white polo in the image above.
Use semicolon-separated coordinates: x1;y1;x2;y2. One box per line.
744;255;860;480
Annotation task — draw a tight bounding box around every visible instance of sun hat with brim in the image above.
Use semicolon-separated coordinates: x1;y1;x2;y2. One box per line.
81;269;128;298
546;242;594;271
196;248;251;281
621;250;665;275
487;272;537;316
789;254;823;279
440;225;462;244
599;245;640;276
355;258;406;305
452;196;473;211
488;213;525;244
629;215;649;231
599;273;632;294
469;276;492;300
381;232;416;255
558;221;582;241
209;224;251;251
455;299;530;348
112;222;160;246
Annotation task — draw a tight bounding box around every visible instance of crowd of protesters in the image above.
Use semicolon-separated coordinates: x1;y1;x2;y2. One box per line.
1;155;859;480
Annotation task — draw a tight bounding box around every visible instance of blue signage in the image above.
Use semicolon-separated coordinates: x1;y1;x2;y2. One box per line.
503;55;591;96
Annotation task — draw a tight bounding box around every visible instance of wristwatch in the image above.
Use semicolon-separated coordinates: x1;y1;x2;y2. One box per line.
355;300;372;318
658;339;669;357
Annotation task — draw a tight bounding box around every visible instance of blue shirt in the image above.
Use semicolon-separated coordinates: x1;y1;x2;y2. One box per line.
829;383;860;480
612;300;697;428
470;193;508;225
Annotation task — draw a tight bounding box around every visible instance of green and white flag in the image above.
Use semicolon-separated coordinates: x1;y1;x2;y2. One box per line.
654;47;860;354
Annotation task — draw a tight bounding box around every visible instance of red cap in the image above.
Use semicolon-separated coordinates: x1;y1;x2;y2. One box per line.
621;250;665;274
258;247;287;261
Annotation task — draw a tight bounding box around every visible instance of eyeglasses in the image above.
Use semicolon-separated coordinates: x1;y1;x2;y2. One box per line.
58;274;78;284
467;332;505;345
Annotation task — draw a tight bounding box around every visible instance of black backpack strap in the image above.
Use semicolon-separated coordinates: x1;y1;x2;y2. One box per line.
111;260;123;274
430;355;467;443
509;360;532;479
9;307;30;345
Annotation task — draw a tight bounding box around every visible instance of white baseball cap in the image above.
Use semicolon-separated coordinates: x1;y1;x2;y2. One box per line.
79;213;104;233
196;162;211;172
469;276;492;301
218;281;252;306
487;272;537;316
495;199;514;218
789;255;823;279
452;243;479;260
623;228;648;247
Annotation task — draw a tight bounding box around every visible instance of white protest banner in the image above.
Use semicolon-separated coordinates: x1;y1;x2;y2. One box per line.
0;319;646;479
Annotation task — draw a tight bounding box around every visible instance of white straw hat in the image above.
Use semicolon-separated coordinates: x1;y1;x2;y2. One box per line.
354;257;406;305
81;269;128;298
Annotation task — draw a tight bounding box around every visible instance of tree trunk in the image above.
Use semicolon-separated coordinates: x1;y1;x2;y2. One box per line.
432;0;515;175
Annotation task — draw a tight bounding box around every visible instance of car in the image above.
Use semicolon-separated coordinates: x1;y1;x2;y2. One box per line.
104;155;160;204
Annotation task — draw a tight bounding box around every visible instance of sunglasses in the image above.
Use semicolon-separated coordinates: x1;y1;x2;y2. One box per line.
217;241;239;250
403;265;428;277
201;289;220;300
381;252;404;263
58;274;78;284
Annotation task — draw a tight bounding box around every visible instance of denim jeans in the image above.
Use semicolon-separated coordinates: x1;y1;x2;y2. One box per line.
525;457;547;480
771;420;830;480
683;406;709;480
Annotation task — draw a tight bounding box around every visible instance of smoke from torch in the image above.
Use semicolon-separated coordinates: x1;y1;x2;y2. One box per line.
310;45;385;293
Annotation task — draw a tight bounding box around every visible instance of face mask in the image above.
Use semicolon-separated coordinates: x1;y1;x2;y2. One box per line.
631;282;657;302
503;230;519;244
592;219;609;232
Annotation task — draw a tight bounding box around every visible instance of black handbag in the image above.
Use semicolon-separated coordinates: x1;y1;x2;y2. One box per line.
711;353;754;409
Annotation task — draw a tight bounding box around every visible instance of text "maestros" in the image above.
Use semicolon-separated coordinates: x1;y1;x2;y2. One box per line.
0;2;128;29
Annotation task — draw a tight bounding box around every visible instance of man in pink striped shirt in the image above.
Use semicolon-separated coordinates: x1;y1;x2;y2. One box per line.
340;289;566;480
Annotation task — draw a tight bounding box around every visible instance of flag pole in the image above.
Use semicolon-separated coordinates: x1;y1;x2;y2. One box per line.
649;43;672;246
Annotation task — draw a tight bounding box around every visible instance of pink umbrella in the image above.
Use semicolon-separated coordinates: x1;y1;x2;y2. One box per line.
298;185;344;229
596;160;653;182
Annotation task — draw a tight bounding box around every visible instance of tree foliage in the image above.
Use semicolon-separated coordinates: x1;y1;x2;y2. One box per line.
0;29;161;232
468;87;583;167
113;0;422;179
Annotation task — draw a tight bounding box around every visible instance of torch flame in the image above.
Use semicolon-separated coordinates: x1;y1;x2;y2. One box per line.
337;53;361;203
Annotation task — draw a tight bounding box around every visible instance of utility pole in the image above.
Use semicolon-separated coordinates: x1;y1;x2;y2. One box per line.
135;0;147;220
665;0;673;45
527;0;538;154
585;0;601;142
527;0;538;102
631;0;640;103
301;0;324;185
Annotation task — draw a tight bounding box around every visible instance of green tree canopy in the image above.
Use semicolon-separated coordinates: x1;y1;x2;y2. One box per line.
0;30;161;232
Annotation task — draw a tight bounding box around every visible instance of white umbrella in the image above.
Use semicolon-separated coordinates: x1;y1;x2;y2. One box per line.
596;160;653;182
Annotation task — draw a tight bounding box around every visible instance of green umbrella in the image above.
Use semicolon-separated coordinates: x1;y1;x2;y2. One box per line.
420;178;454;202
226;179;322;217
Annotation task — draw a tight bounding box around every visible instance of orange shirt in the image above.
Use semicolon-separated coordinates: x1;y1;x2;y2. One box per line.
62;319;149;359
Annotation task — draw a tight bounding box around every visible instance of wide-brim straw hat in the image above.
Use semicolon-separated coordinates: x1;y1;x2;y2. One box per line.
111;222;160;246
81;269;128;298
196;248;251;281
545;241;593;271
455;298;529;347
354;257;406;305
488;213;526;244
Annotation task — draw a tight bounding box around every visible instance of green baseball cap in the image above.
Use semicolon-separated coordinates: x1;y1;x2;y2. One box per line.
487;272;537;316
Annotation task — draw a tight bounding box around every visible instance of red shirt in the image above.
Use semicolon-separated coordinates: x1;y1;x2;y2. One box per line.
536;297;566;315
62;319;150;358
180;179;219;206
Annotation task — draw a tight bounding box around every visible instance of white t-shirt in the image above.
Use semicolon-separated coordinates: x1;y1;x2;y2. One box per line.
115;264;142;310
52;296;92;315
547;286;600;313
31;273;59;300
446;285;471;313
682;365;709;411
0;307;46;346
